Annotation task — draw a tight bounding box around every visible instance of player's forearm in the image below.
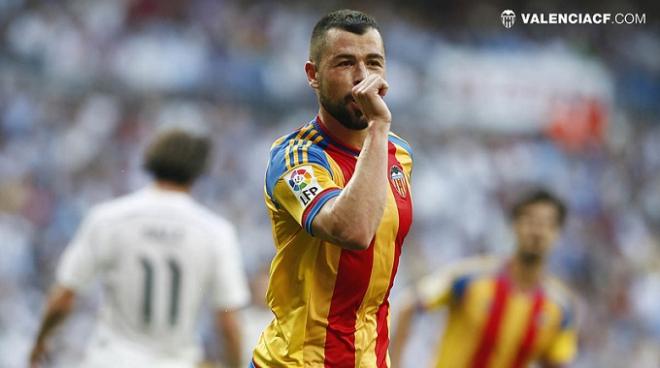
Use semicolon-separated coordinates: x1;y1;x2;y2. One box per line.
34;287;75;345
390;297;418;367
35;309;68;345
221;333;242;368
323;124;390;249
216;310;243;368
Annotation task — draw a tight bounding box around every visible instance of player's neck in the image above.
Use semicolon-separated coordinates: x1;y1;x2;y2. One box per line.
509;257;545;292
154;181;191;193
318;108;368;151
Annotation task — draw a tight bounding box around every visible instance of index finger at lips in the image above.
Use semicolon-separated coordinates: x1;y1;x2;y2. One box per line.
359;75;383;94
353;77;380;103
352;74;377;95
360;75;386;96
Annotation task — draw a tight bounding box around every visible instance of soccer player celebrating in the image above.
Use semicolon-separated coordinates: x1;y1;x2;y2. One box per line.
391;189;578;368
252;9;413;368
29;129;250;368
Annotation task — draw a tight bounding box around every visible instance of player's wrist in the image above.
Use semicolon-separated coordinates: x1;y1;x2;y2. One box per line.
367;119;391;134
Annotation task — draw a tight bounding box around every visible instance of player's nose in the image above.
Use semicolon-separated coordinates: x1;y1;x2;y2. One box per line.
353;62;369;85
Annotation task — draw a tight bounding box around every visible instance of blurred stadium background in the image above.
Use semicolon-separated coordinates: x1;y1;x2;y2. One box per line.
0;0;658;367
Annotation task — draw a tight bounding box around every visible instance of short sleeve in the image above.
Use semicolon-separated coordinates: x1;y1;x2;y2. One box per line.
415;256;498;311
543;306;578;364
418;274;472;311
56;211;103;292
266;137;343;235
272;164;341;235
417;275;452;311
210;223;251;310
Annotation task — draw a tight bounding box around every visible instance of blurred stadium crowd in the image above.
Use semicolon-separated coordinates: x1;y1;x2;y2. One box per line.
0;0;658;367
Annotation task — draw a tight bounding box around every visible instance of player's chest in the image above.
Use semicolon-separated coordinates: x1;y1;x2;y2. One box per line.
462;284;561;337
330;152;411;199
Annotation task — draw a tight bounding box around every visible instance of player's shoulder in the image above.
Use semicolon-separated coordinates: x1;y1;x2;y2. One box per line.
160;194;235;234
388;131;414;159
84;191;145;223
543;275;577;309
416;255;501;298
193;205;236;235
268;122;330;166
543;275;578;328
166;200;240;254
266;120;332;195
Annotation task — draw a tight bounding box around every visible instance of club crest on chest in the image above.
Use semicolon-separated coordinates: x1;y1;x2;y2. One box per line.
389;165;408;198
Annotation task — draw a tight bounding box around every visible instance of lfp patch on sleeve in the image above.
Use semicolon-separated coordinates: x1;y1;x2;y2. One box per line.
285;166;322;207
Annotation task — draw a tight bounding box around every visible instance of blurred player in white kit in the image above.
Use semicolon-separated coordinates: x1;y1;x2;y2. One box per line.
29;129;250;368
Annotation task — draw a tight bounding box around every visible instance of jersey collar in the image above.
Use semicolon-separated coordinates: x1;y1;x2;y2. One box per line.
313;116;361;157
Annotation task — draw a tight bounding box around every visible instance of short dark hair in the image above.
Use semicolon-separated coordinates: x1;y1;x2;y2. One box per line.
143;129;211;186
510;188;567;226
310;9;380;63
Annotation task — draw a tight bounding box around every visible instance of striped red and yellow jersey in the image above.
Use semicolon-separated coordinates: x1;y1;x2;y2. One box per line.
417;256;577;368
253;117;413;367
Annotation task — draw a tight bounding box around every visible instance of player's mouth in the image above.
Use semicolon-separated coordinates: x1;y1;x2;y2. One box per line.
346;98;362;114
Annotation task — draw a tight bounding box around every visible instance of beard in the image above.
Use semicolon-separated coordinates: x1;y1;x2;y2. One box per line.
319;90;368;131
516;237;545;265
517;249;543;265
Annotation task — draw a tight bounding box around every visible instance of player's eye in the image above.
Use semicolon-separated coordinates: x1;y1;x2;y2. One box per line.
367;60;383;68
337;60;353;67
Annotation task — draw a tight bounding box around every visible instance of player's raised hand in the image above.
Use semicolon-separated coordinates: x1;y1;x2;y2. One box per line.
352;74;391;127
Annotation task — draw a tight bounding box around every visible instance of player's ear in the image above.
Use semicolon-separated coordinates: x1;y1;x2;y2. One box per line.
305;61;320;89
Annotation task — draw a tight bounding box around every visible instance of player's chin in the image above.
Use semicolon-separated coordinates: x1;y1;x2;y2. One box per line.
351;109;369;128
351;115;369;130
519;251;543;264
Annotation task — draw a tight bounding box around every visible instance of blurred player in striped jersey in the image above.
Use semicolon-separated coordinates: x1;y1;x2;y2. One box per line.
391;189;578;368
29;129;250;368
